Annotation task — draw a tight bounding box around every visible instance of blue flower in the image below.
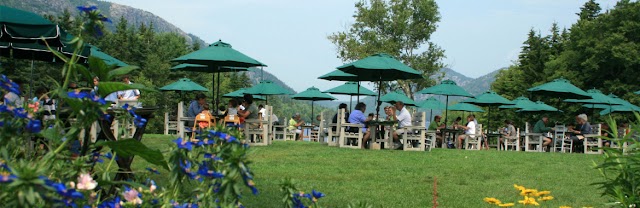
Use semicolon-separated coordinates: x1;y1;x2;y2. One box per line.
203;153;221;161
77;5;97;13
245;180;258;195
13;108;28;118
197;163;224;179
0;105;9;113
103;152;114;160
67;91;89;99
311;189;325;200
93;25;104;37
121;103;129;110
97;14;112;23
92;152;103;163
90;94;106;105
146;167;160;175
173;138;193;151
26;119;42;133
133;115;147;128
97;196;120;208
101;113;112;122
51;182;84;199
0;172;16;183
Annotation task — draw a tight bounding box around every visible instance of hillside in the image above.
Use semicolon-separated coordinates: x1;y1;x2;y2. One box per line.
0;0;207;46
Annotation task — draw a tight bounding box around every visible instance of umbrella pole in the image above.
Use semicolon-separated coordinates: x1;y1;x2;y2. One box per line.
211;72;216;111
350;95;353;112
357;81;360;103
30;59;34;99
376;80;382;119
216;71;221;112
444;96;449;128
311;100;314;123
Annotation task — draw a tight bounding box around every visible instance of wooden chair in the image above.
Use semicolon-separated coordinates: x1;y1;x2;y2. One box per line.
272;117;286;141
327;109;345;146
191;111;215;138
244;105;271;146
503;128;520;151
310;113;325;142
464;124;483;150
339;122;364;149
401;112;427;151
223;114;241;127
164;112;178;135
584;123;603;154
523;122;544;152
553;125;571;153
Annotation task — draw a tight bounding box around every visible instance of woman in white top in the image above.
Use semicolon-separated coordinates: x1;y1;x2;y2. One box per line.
457;115;476;149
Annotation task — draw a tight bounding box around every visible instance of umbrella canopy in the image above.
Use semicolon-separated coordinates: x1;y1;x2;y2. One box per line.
170;63;248;73
291;87;336;121
605;94;640;111
318;70;360;81
516;101;559;112
417;97;446;110
0;5;62;46
564;89;624;105
462;91;513;106
499;96;537;109
379;90;416;106
244;81;292;104
222;88;266;101
0;29;90;62
448;103;484;112
89;45;127;67
527;78;590;99
171;40;266;67
323;81;376;96
636;90;640;95
600;105;639;115
336;53;422;81
159;78;208;92
291;87;337;101
417;80;473;97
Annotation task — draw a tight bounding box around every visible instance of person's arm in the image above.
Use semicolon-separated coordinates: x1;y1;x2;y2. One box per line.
187;102;197;117
238;109;250;118
134;89;140;100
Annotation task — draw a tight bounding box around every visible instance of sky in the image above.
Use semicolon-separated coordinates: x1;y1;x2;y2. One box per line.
107;0;615;99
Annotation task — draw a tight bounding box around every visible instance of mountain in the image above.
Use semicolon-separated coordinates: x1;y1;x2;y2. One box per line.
0;0;207;46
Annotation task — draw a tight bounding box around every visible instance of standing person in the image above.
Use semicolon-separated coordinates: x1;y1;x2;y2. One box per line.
118;75;140;100
187;93;207;117
347;102;372;148
288;113;304;140
391;101;412;149
457;115;477;149
533;115;554;150
332;103;350;131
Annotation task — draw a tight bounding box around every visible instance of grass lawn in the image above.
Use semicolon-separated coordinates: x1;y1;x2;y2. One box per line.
137;134;608;207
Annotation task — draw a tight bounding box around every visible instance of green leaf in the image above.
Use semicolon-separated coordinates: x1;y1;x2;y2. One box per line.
88;56;110;81
97;82;157;97
107;66;139;80
98;139;169;170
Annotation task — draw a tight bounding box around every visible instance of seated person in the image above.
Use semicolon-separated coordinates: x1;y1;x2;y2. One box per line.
288;113;304;140
238;94;258;120
117;75;140;101
498;120;517;149
533;115;555;150
347;102;371;149
457;115;476;149
331;103;349;131
391;101;412;149
452;117;462;129
227;99;239;116
568;114;592;153
196;104;214;129
601;123;612;147
428;115;445;145
187;93;207;117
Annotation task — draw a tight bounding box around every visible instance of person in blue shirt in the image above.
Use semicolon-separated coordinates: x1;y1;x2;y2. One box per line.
347;102;371;149
187;93;207;117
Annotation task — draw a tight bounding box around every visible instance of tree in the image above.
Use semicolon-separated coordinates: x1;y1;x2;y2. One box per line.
577;0;601;21
328;0;445;99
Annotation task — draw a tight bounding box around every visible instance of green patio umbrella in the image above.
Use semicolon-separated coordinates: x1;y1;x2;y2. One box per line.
448;103;485;113
635;90;640;95
89;45;127;67
318;70;369;104
170;63;247;73
416;97;445;121
159;78;208;92
598;94;640;115
291;86;337;121
499;96;537;109
0;5;62;46
564;89;623;105
418;80;474;128
171;40;266;112
380;90;416;106
527;78;590;99
323;81;376;110
516;101;559;112
222;88;266;101
462;91;513;132
244;80;293;104
336;53;422;116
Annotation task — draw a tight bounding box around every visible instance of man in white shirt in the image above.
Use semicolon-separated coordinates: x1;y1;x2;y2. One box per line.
457;115;477;149
392;101;412;149
118;75;140;100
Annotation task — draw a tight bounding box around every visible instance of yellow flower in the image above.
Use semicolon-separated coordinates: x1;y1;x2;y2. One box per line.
559;206;571;208
534;190;551;196
513;184;526;191
539;196;554;201
483;197;502;205
520;189;538;196
518;196;540;206
498;203;515;207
